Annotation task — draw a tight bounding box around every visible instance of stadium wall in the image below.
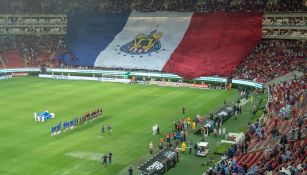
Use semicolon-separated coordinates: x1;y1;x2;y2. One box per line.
0;68;263;88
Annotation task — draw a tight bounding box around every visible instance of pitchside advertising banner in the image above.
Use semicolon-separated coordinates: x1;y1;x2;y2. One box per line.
149;81;209;89
38;74;131;83
0;68;263;88
0;75;12;80
0;68;40;73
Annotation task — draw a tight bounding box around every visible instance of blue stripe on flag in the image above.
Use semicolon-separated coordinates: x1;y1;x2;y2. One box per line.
61;12;131;66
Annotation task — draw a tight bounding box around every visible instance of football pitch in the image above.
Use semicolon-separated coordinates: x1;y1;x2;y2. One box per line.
0;77;248;175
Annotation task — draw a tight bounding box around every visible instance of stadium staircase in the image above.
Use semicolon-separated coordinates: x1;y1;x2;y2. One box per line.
0;54;7;68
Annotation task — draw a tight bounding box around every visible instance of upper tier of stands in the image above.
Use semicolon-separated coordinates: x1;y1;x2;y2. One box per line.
0;35;66;68
0;0;306;14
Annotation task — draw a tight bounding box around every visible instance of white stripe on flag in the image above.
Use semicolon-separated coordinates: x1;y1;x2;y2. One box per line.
94;11;192;71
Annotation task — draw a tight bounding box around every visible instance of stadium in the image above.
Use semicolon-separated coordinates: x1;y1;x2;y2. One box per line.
0;0;306;175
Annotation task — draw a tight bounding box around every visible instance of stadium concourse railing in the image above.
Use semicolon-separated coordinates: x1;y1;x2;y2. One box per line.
0;67;263;89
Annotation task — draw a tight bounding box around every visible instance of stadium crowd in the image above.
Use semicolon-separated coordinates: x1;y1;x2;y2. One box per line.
195;0;266;13
0;0;306;14
265;0;306;13
0;0;133;14
132;0;165;12
196;0;307;13
233;40;307;83
207;77;307;175
0;35;66;67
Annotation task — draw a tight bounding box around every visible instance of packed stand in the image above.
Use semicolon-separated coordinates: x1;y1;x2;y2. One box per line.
229;0;266;12
0;0;133;14
132;0;165;12
1;0;307;14
0;35;67;67
161;0;198;12
233;40;307;83
196;0;232;13
0;0;54;14
195;0;307;13
207;77;307;175
265;0;307;13
61;0;132;14
195;0;267;13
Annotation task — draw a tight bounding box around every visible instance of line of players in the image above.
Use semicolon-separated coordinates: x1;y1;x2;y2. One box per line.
80;108;103;125
51;108;103;136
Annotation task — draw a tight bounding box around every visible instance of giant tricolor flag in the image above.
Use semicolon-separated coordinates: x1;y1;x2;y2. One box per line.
63;11;262;79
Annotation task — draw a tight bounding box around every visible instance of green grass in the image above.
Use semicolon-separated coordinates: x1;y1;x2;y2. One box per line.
0;77;262;175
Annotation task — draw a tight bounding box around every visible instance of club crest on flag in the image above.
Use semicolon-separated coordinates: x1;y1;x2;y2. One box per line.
120;29;163;55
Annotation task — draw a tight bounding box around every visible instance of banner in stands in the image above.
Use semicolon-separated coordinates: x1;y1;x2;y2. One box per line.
138;149;177;175
63;11;261;79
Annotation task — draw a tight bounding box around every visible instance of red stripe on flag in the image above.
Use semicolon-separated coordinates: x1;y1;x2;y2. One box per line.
162;12;262;79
